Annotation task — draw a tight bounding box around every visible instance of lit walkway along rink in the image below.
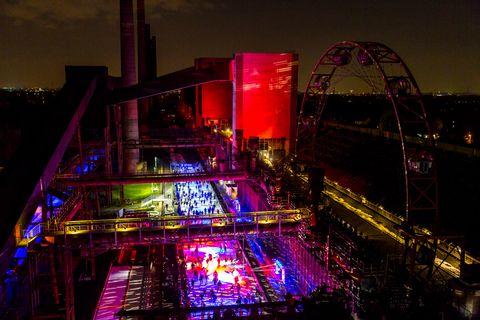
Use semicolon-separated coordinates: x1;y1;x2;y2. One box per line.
93;265;132;320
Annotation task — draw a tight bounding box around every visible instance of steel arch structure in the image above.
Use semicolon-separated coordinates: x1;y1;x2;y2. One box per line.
295;41;438;229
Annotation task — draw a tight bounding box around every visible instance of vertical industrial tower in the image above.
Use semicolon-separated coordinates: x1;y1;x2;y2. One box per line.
119;0;157;172
137;0;157;136
120;0;139;173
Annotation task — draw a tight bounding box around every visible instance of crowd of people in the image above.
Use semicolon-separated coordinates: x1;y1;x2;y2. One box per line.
176;181;221;216
179;241;265;319
170;157;223;220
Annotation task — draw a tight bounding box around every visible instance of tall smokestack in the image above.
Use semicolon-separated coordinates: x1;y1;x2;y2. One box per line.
120;0;136;86
137;0;149;136
120;0;139;172
137;0;146;83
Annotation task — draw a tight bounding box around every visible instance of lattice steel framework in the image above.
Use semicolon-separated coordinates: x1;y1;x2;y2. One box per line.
295;41;438;229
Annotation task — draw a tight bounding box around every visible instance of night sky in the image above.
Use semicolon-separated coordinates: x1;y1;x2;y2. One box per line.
1;0;479;93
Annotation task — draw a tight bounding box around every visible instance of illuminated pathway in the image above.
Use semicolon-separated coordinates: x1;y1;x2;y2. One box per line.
93;265;131;320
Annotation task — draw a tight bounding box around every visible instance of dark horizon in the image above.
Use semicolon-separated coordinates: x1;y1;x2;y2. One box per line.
0;0;479;93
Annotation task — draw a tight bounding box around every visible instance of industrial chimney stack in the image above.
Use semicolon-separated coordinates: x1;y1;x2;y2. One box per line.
137;0;146;83
119;0;139;173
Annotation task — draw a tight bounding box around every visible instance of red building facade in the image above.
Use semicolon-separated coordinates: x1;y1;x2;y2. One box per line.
233;53;298;154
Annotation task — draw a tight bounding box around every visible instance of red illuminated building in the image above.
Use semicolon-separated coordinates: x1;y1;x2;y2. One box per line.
193;53;298;156
233;53;298;154
194;58;233;129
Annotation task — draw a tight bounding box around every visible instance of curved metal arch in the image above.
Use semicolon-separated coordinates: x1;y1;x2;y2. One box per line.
295;40;438;229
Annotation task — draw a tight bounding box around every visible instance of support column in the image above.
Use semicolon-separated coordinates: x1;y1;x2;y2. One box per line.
408;240;417;289
195;85;203;128
78;127;90;219
81;186;89;220
278;213;281;236
27;250;39;318
104;105;113;205
77;126;85;175
63;246;75;320
114;104;125;204
94;186;101;217
40;177;48;224
49;246;60;305
123;102;140;173
90;245;96;280
325;226;330;278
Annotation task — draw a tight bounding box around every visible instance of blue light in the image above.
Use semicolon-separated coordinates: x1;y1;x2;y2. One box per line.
48;194;64;207
14;248;27;260
273;258;284;269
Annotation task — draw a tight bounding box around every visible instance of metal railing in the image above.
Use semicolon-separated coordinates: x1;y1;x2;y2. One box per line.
17;223;43;246
323;177;480;276
19;209;309;245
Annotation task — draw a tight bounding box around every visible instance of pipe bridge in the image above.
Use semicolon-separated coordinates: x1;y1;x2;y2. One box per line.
31;209;308;246
123;137;217;149
55;170;248;186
